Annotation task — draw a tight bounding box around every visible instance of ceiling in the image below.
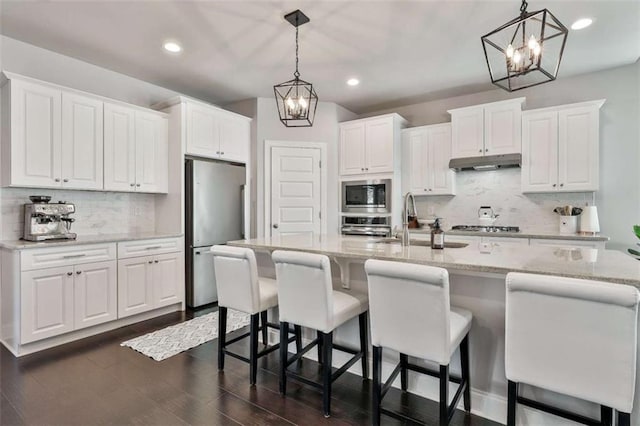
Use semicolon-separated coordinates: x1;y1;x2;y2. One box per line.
1;0;638;113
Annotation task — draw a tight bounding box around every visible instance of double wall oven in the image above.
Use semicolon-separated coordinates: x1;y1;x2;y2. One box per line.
341;179;392;237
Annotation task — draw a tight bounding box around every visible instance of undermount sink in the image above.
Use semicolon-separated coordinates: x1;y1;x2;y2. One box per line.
375;238;468;249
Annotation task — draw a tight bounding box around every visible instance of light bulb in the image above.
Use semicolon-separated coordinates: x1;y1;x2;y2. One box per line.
286;97;296;110
528;35;537;50
513;50;522;64
534;44;541;57
298;96;307;109
506;44;514;58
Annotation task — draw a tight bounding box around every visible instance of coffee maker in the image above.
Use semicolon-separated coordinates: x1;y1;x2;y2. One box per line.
23;196;77;241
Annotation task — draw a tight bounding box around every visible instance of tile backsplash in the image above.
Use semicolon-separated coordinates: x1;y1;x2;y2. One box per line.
0;188;156;241
414;168;595;232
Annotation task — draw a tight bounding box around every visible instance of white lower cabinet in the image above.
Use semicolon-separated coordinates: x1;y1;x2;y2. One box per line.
74;261;117;330
153;253;182;308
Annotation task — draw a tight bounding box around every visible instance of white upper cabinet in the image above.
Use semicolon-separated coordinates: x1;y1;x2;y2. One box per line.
339;114;407;176
522;100;604;193
185;99;250;163
61;92;104;190
104;102;168;193
402;123;455;196
449;98;525;159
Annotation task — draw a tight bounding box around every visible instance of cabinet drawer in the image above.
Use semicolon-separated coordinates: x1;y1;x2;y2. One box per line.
21;243;117;271
117;237;182;259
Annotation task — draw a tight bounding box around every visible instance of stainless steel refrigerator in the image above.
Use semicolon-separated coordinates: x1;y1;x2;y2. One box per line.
185;158;246;308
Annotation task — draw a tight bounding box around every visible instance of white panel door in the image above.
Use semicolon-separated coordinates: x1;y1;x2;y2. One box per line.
484;102;521;155
340;122;366;175
152;253;182;308
219;115;249;163
365;117;394;174
404;129;428;194
451;108;484;158
186;102;219;158
521;111;559;193
104;103;136;192
558;106;599;192
428;124;455;195
271;146;321;237
21;266;74;344
118;256;153;318
135;112;168;193
61;93;103;190
10;79;62;187
74;260;117;330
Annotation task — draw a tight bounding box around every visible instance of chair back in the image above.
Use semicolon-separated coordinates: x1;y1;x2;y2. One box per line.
506;272;640;412
365;259;452;364
272;250;334;332
210;245;260;314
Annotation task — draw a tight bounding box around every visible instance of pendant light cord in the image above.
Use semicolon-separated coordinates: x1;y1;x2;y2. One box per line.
294;17;300;79
520;0;528;17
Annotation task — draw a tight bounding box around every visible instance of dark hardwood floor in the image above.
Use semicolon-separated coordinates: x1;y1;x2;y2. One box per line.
1;308;501;425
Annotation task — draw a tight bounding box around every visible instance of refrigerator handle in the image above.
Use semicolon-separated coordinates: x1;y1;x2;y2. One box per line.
240;184;245;239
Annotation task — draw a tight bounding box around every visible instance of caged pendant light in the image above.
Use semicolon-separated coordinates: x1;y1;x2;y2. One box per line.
273;9;318;127
481;0;568;92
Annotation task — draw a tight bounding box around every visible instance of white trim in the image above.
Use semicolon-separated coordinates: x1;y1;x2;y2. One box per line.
264;140;328;238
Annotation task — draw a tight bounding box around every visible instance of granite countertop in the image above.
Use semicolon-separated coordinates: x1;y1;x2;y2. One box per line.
0;232;184;250
408;227;609;241
228;234;639;287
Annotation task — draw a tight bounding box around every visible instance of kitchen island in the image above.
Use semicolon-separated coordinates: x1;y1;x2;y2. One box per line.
228;234;640;425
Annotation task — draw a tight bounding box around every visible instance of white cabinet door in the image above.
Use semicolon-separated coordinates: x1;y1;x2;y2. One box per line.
428;124;455;195
73;260;117;330
10;79;62;188
21;266;74;344
521;110;559;193
219;115;249;163
365;117;394;174
61;93;103;190
405;129;428;194
118;256;153;318
340;122;366;175
558;106;599;192
451;108;483;158
152;253;182;308
484;102;521;155
104;103;136;192
135;111;168;193
186;102;219;158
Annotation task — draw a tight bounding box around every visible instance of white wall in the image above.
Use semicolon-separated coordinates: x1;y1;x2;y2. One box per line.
363;62;640;250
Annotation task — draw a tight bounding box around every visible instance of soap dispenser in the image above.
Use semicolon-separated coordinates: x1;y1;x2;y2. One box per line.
431;218;445;249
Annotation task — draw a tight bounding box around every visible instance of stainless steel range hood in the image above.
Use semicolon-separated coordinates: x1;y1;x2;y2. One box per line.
449;153;521;172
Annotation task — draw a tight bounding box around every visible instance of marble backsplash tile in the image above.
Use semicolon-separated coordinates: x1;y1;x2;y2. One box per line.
0;188;155;241
414;168;595;232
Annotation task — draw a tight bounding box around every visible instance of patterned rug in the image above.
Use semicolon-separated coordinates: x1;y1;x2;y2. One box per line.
121;309;251;361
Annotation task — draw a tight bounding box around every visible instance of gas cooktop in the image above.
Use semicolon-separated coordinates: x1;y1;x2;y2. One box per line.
451;225;520;233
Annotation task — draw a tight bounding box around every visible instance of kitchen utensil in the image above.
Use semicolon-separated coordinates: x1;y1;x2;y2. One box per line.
407;215;419;229
478;206;499;225
559;215;578;234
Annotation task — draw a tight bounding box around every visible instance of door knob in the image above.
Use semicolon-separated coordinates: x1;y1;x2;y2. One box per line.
273;224;279;229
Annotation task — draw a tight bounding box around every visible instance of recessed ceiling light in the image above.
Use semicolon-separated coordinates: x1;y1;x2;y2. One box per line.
571;18;593;30
347;78;360;86
163;41;182;53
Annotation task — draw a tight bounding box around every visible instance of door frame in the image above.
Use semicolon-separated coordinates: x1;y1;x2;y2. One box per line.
264;140;328;237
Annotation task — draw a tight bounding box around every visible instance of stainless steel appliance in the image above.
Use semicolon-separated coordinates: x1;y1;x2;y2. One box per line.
341;216;391;237
23;196;77;241
341;179;391;214
449;153;521;171
451;225;520;233
185;158;246;308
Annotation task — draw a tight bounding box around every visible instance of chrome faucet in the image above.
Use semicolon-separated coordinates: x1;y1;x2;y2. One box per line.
402;192;418;247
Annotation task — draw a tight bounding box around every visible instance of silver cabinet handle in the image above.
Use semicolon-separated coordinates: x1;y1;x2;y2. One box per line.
216;151;220;155
136;183;141;187
145;246;162;250
485;149;488;152
273;224;279;229
67;272;73;276
195;251;201;255
148;260;153;264
55;178;61;182
552;184;557;187
130;183;135;187
63;178;69;183
220;152;225;155
560;183;564;187
76;271;82;275
63;254;86;259
429;189;432;191
479;149;482;153
154;260;159;263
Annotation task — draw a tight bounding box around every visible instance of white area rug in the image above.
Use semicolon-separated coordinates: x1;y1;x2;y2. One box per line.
121;309;251;361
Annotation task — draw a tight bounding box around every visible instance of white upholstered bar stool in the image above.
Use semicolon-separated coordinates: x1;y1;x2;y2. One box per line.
365;259;472;426
272;250;369;418
211;245;301;385
505;272;640;426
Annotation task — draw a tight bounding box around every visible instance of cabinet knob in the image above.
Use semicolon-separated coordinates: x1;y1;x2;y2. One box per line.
216;151;220;155
273;224;279;229
560;183;564;187
130;183;135;187
552;184;557;187
76;271;82;275
154;260;159;263
136;183;141;187
67;272;73;276
63;178;69;183
55;178;61;182
220;152;225;155
148;260;153;264
429;189;432;191
365;168;369;171
478;149;482;153
485;149;488;152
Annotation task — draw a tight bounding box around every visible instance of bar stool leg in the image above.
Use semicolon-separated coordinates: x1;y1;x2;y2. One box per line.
618;412;631;426
460;334;471;412
358;312;369;379
294;325;303;353
400;353;408;391
249;314;259;385
372;346;383;426
260;311;268;345
439;365;449;426
317;330;323;365
218;306;227;371
279;321;289;396
507;380;518;426
322;331;333;417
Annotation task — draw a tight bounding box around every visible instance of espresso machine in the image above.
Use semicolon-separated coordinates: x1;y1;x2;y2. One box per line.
23;196;77;241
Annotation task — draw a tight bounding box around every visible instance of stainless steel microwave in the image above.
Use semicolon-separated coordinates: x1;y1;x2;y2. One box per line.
341;179;391;214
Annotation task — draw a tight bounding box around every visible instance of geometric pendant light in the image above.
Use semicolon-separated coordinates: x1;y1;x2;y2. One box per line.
273;9;318;127
481;0;569;92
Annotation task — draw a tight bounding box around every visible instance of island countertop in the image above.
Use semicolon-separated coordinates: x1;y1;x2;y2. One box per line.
228;234;640;287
